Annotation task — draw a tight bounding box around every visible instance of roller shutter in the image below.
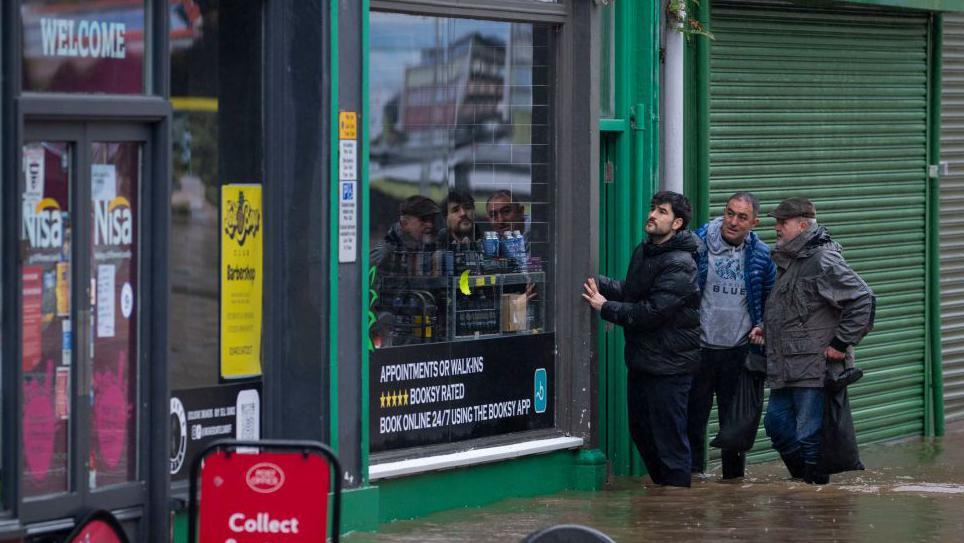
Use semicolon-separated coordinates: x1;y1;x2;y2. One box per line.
706;1;930;463
941;13;964;424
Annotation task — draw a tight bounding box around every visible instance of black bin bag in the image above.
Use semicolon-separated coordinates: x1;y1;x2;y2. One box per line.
710;351;765;452
819;367;865;475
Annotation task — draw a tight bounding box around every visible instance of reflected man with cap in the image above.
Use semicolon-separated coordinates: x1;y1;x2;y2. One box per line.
371;194;440;273
763;197;875;485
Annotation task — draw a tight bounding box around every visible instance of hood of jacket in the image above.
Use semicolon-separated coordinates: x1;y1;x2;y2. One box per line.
772;223;840;268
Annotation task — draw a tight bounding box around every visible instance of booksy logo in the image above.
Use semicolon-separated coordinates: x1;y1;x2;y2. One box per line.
245;462;285;494
95;196;133;246
22;198;63;249
224;190;260;247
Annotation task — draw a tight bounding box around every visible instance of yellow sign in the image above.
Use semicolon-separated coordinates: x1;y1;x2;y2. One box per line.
221;184;263;379
339;111;357;139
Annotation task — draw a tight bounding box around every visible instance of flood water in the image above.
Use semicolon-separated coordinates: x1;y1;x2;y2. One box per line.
345;423;964;542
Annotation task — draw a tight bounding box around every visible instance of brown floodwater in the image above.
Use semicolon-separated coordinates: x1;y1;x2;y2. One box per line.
345;423;964;542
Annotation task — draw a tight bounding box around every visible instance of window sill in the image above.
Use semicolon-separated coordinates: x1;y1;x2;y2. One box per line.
369;435;584;481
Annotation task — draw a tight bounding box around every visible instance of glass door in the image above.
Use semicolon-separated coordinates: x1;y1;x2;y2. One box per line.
20;123;149;523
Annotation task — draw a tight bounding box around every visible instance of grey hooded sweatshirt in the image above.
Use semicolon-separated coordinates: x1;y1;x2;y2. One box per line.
764;224;876;389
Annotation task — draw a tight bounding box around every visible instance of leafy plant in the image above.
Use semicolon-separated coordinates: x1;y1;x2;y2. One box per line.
667;0;714;40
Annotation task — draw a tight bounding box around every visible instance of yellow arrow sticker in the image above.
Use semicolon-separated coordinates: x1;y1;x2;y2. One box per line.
459;269;472;295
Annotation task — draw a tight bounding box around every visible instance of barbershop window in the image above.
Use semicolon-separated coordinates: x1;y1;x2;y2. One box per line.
21;0;146;94
168;0;263;482
369;13;556;453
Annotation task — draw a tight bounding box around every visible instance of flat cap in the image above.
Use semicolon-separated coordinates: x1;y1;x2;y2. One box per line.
768;197;816;220
399;195;440;219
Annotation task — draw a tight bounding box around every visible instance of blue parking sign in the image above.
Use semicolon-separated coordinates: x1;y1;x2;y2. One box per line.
342;182;354;201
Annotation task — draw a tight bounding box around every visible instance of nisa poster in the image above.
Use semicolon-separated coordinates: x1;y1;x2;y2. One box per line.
221;184;263;379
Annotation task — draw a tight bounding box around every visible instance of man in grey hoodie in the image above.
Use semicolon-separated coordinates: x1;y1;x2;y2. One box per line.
690;192;776;480
763;198;875;485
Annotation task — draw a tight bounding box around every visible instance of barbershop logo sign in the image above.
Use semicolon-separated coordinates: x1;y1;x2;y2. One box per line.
224;190;261;248
199;451;329;542
40;18;128;60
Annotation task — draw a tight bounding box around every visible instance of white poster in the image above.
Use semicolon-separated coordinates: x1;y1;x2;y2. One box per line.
23;147;45;202
91;164;117;201
96;264;116;338
339;140;357;181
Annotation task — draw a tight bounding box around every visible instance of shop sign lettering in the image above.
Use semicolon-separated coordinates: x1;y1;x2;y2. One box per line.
40;18;127;59
94;197;133;246
22;198;64;249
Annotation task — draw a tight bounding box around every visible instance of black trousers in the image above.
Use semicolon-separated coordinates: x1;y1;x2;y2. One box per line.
627;370;693;487
687;345;749;478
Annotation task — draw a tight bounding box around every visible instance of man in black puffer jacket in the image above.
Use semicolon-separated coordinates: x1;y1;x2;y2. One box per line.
583;191;701;487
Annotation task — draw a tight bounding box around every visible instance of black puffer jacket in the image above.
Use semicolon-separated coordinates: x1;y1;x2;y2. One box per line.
597;230;701;375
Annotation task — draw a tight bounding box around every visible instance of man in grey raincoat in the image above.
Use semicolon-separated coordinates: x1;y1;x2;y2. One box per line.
763;198;875;485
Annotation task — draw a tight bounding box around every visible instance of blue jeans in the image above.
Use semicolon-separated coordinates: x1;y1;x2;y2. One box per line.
764;387;825;464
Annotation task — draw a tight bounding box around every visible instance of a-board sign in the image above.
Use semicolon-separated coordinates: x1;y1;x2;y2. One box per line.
199;451;330;542
66;510;129;543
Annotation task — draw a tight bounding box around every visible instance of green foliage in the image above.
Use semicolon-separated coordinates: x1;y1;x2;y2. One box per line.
667;0;715;41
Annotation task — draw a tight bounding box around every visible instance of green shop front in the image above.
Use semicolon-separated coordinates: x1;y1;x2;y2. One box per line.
357;0;605;526
683;0;962;464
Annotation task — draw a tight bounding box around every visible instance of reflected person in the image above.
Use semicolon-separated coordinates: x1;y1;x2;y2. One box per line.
370;195;440;273
439;189;481;247
486;189;526;237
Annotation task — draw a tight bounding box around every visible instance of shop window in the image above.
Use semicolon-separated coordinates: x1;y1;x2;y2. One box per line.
20;142;72;497
21;0;146;94
168;0;263;482
369;13;555;453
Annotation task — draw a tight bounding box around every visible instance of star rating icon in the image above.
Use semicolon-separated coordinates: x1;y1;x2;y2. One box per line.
380;390;410;408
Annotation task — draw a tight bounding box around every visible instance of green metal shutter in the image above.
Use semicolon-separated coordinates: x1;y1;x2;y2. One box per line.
706;1;929;463
941;13;964;425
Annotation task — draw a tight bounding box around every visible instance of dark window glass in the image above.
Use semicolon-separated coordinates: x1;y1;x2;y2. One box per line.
21;0;146;94
369;14;556;453
168;0;263;481
21;142;72;497
370;14;553;349
89;142;140;489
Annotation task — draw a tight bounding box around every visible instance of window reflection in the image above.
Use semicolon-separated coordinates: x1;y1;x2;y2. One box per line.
169;0;262;390
369;14;553;349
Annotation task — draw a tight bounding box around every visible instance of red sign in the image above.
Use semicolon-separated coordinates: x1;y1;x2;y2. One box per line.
21;266;43;372
199;451;329;542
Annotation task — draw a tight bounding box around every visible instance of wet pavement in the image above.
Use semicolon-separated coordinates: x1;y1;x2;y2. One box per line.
345;422;964;542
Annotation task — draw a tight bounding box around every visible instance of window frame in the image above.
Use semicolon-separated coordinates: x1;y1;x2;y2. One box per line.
364;0;597;469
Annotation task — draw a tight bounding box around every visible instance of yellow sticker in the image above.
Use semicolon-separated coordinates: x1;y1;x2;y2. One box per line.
221;184;263;379
339;112;357;139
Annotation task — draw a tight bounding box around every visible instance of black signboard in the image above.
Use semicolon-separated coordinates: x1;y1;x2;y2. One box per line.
370;333;554;452
170;382;262;481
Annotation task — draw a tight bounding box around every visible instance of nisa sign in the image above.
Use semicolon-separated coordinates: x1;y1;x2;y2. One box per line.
22;198;63;249
95;196;133;246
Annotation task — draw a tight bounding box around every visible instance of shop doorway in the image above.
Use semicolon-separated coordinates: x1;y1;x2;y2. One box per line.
19;122;151;530
597;133;645;477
